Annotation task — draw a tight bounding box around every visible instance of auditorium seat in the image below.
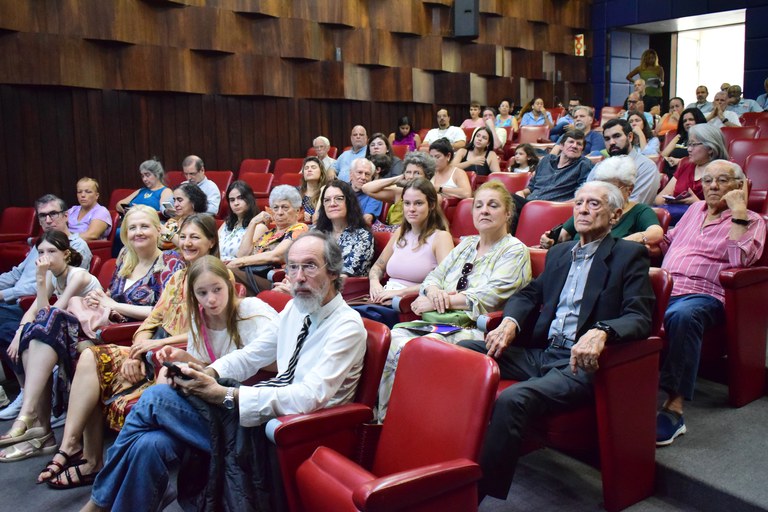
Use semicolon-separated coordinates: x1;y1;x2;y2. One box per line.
107;189;136;211
273;158;304;181
729;138;768;169
239;158;271;175
721;126;758;149
515;200;574;247
487;172;531;195
293;337;498;512
0;207;36;243
306;146;338;159
86;210;121;262
240;173;274;199
745;153;768;214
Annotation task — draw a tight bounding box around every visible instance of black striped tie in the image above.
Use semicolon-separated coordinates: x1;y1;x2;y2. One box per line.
254;315;311;388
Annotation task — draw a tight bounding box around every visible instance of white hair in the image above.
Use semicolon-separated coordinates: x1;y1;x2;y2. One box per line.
593;155;637;186
313;136;330;147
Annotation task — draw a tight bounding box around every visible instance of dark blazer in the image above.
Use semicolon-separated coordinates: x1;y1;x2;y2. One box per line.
503;236;654;346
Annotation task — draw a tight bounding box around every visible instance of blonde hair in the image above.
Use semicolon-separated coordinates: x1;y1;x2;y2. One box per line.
185;256;243;358
118;205;161;278
76;177;100;193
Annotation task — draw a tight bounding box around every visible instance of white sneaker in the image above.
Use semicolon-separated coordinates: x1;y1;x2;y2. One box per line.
0;390;23;420
50;411;67;429
0;387;8;408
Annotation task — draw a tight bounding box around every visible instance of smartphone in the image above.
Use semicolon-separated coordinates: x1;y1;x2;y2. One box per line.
547;223;564;244
162;361;192;380
161;201;174;211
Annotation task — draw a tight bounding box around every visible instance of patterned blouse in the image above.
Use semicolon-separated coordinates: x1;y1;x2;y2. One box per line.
337;227;374;276
110;250;185;321
219;223;247;261
134;267;191;339
420;234;532;320
255;223;308;253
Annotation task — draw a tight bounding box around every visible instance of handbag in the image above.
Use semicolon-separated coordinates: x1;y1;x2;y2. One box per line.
420;310;475;328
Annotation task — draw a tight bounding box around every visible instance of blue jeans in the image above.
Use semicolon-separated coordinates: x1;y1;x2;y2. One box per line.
91;385;211;512
660;294;724;400
0;302;24;375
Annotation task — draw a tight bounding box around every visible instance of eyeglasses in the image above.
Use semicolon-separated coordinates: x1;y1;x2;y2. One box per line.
183;170;201;177
37;211;63;221
286;262;327;277
701;176;736;186
323;195;346;206
687;142;704;148
270;204;294;212
627;100;639;104
456;263;474;292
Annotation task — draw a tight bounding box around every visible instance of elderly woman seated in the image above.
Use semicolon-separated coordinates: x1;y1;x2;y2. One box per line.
226;185;308;295
375;181;532;421
67;177;112;241
541;155;664;249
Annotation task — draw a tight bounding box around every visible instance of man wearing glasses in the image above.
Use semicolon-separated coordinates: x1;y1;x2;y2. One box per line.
620;92;654;127
181;155;220;215
460;181;654;503
0;194;92;420
655;160;764;446
81;231;366;512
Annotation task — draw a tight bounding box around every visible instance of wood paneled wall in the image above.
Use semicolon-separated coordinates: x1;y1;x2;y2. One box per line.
0;0;591;210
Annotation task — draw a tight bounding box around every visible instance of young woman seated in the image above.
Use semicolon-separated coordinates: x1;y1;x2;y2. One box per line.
219;181;258;262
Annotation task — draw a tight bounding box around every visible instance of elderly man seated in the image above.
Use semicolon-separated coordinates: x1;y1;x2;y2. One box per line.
460;181;654;502
312;136;337;179
349;158;383;225
725;85;763;115
656;160;765;446
80;232;366;512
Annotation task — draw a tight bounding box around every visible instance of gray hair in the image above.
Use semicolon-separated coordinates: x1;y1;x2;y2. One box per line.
181;155;205;171
403;152;437;179
688;124;729;160
35;194;67;213
313;136;330;147
139;158;165;184
576;182;624;213
351;157;375;175
269;184;302;208
593;155;637;186
574;106;594;118
706;159;746;180
290;231;344;292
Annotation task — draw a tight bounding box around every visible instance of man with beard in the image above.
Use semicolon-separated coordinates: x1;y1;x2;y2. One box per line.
421;108;467;150
81;232;366;512
587;118;659;205
686;85;713;113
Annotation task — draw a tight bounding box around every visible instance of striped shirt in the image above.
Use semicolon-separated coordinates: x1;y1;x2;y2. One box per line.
660;202;765;302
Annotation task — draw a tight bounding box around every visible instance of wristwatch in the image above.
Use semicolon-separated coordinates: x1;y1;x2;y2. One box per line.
731;218;749;226
592;321;617;341
223;387;236;410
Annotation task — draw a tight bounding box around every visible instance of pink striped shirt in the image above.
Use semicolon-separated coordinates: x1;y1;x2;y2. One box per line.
661;202;765;302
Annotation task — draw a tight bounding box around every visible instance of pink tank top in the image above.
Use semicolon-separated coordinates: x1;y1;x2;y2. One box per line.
386;231;439;287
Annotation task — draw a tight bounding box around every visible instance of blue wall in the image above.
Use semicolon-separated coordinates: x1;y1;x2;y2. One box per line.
591;0;767;111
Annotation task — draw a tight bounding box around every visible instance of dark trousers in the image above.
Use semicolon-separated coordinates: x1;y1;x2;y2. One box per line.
0;302;24;375
459;339;594;500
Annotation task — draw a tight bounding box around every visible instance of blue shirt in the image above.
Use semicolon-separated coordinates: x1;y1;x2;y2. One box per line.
333;147;367;183
356;190;383;219
521;111;554;127
727;99;764;116
527;154;592;202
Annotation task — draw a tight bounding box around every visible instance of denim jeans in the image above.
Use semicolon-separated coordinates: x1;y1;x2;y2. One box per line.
660;294;724;400
0;302;24;375
91;384;211;512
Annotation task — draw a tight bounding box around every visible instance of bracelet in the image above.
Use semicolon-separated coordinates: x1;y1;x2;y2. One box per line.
731;217;749;226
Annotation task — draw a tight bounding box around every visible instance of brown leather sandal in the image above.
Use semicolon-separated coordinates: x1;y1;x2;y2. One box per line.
37;448;84;484
46;460;99;490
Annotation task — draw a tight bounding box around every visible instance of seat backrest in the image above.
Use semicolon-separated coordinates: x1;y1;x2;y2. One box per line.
649;267;672;337
275;173;302;188
600;106;622;126
528;247;547;278
0;207;36;235
240;173;274;197
488;172;530;195
306;146;338;159
463;127;477;143
652;207;671;233
518;125;549;144
97;258;118;290
106;210;121;242
391;144;408;160
206;171;234;195
662;130;678;150
273;158;304;179
89;255;102;277
721;126;759;148
741;112;768;126
729;139;768;169
745;153;768;190
257;289;293;312
356;318;391;408
448;198;477;239
165;171;184;189
373;337;499;475
465;170;477;190
108;189;136;210
755;118;768;137
372;231;392;260
516;200;574;247
239;158;271;175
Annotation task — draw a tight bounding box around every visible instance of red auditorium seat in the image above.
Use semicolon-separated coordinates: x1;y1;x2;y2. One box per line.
515;200;574;247
488;172;531;195
745;153;768;213
729;138;768;169
448;198;476;243
294;337;499;512
721;126;759;149
0;207;36;243
108;189;136;211
740;111;768;126
86;210;121;262
240;173;274;199
239;158;271;175
476;267;671;512
273;158;304;181
391;144;408;160
306;146;338;159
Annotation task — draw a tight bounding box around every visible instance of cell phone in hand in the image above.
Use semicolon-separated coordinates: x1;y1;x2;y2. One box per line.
163;361;192;380
161;201;174;211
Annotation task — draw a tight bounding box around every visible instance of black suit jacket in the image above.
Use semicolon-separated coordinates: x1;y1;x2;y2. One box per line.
504;237;654;347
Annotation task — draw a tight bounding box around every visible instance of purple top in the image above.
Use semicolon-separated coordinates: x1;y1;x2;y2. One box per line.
393;132;418;152
67;204;113;239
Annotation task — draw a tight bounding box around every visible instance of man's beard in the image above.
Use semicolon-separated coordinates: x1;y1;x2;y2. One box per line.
609;144;629;156
292;280;330;314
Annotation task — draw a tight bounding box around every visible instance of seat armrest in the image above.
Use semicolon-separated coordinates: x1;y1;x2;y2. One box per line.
267;268;285;283
719;266;768;289
267;403;373;445
597;337;663;370
352;458;481;512
97;322;142;344
477;311;504;333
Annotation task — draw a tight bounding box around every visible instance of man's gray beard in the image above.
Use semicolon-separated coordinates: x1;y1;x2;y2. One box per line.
292;280;329;314
574;121;586;131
